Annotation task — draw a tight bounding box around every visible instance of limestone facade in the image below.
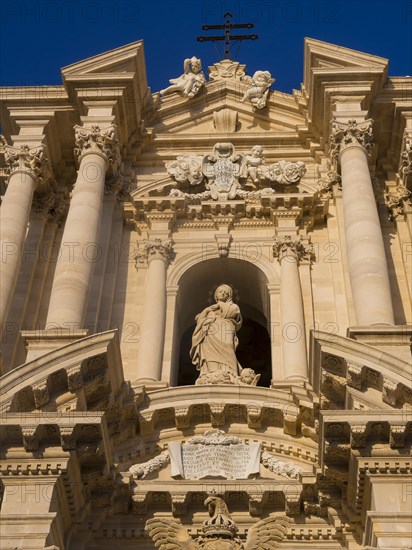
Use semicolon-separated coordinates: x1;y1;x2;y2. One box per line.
0;38;411;549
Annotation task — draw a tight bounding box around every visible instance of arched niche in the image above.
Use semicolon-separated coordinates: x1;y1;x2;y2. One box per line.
163;257;280;387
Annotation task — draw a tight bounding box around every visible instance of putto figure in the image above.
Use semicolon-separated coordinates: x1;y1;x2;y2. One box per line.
190;285;260;386
241;70;275;109
245;145;265;184
160;57;206;98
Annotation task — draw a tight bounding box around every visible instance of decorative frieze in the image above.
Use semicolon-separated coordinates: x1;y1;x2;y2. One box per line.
330;119;374;158
74;124;120;166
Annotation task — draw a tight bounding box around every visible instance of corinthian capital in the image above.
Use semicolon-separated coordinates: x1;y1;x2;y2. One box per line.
329;118;374;159
5;144;51;183
400;132;412;177
273;235;315;263
74;124;120;166
135;238;174;265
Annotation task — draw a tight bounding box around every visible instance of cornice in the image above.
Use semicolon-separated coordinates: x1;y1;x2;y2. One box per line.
0;86;68;102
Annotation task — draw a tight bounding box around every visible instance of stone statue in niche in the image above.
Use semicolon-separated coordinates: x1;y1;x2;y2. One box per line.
160;56;206;98
190;284;260;386
241;70;275;109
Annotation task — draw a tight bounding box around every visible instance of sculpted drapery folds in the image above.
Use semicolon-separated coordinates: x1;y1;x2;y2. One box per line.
190;285;260;386
191;285;242;385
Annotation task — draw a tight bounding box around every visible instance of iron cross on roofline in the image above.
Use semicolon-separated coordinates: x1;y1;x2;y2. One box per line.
197;12;258;60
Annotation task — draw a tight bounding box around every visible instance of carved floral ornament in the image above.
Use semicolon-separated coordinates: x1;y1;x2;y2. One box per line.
385;183;412;220
74;124;120;167
166;143;306;201
273;235;315;263
400;132;412;176
329;118;374;159
135;238;174;265
4;143;51;184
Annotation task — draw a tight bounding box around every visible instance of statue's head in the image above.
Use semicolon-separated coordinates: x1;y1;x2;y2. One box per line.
214;284;233;302
251;145;263;157
190;56;202;73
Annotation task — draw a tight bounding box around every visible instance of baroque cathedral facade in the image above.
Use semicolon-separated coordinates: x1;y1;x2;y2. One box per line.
0;37;411;549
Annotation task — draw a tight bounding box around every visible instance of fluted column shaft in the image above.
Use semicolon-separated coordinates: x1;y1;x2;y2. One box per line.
136;240;173;382
332;119;394;325
274;237;311;381
46;125;118;328
0;145;49;326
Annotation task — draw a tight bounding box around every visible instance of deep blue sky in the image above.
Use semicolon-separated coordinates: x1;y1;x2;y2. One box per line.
0;0;411;95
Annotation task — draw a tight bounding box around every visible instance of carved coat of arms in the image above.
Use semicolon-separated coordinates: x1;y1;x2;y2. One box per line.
202;143;245;200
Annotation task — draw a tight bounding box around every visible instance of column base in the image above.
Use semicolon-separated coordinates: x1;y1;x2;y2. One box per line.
21;329;89;363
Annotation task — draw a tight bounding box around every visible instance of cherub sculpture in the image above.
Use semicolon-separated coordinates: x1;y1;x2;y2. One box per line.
146;494;290;549
241;70;275;109
245;145;265;184
160;57;206;99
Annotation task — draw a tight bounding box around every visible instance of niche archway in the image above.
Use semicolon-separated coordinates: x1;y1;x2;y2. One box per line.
168;257;274;387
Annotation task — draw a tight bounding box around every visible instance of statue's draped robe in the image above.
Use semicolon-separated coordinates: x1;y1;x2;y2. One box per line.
190;299;242;379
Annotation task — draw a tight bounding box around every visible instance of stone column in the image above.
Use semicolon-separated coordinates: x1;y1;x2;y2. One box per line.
273;236;313;381
135;239;173;384
0;144;50;326
46;125;119;329
331;119;394;325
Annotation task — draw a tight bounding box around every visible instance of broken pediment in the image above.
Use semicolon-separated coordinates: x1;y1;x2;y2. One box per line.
148;83;306;135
